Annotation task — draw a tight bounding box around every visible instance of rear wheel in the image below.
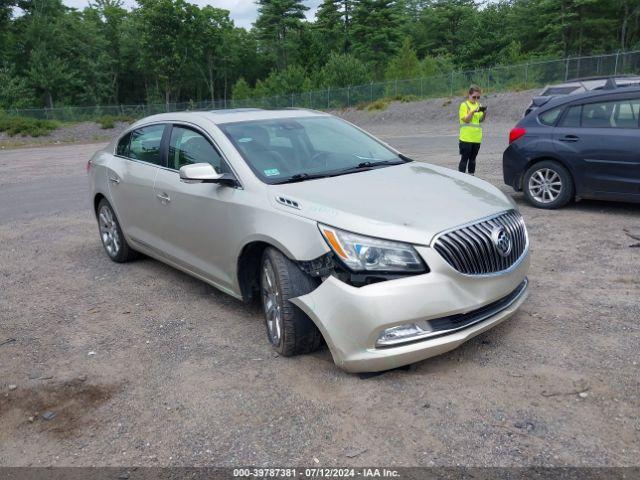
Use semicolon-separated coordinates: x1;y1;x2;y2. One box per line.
260;247;322;356
97;199;137;263
523;160;574;209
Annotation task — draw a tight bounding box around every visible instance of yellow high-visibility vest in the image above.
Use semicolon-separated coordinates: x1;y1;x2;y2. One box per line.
459;100;484;143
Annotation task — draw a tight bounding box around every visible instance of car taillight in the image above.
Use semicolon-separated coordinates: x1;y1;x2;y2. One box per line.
509;127;526;144
86;160;92;173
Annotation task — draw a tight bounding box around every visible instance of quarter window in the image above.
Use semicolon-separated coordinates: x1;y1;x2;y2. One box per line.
128;125;165;165
538;107;562;126
116;132;131;156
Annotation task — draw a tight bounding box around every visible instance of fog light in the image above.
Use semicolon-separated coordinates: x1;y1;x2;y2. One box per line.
376;321;433;347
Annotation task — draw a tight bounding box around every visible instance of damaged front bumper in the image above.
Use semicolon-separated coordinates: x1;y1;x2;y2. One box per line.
290;246;530;373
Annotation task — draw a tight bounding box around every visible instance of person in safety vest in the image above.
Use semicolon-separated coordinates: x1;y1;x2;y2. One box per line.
458;85;486;175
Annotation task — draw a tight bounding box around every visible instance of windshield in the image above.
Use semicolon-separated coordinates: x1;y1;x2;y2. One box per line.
219;116;407;184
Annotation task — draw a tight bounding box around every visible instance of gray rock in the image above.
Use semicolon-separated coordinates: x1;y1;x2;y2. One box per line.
41;411;57;421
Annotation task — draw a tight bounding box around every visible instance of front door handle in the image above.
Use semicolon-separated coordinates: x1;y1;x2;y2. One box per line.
108;176;121;184
156;193;171;204
560;135;579;142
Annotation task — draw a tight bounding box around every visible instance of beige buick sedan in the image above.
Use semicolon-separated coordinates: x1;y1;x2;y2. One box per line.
88;109;530;372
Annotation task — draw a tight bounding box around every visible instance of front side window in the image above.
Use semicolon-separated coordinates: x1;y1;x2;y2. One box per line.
219;116;405;184
578;98;640;128
128;125;165;165
168;126;222;170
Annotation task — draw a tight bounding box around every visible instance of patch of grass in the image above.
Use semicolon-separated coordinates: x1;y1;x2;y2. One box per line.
389;94;421;103
96;115;135;129
0;114;59;137
365;99;390;111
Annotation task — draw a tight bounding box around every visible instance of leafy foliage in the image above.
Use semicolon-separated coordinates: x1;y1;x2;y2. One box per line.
0;0;639;109
0;114;59;137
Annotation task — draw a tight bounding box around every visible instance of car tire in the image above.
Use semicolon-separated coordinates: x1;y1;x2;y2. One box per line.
97;198;138;263
260;247;323;356
523;160;574;209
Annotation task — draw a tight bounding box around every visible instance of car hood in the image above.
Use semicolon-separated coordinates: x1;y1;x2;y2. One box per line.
269;162;515;245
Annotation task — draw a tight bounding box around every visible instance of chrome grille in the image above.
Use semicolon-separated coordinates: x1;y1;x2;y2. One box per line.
433;210;528;275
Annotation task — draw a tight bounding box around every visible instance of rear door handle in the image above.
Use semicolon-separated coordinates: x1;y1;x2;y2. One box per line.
156;193;171;204
108;176;121;184
560;135;579;142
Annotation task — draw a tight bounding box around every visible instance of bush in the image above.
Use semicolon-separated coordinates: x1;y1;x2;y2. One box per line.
0;114;59;137
365;99;390;111
96;115;135;129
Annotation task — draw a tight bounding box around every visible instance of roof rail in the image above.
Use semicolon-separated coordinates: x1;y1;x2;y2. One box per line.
566;74;638;82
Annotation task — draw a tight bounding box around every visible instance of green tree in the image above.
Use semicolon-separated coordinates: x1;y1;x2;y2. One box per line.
232;77;252;100
254;0;308;69
351;0;403;78
135;0;201;105
385;37;420;80
318;52;370;87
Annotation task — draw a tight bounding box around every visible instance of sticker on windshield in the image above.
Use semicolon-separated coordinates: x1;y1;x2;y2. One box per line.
264;168;280;177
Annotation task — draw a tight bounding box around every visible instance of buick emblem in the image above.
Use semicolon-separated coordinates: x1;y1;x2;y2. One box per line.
491;226;512;257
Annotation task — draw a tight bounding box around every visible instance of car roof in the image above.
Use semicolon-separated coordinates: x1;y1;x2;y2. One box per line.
538;85;640;111
543;75;640;90
130;108;331;128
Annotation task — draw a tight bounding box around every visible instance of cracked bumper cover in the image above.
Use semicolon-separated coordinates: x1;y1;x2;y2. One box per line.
290;246;530;373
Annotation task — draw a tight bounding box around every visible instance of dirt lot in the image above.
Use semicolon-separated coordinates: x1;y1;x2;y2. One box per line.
1;96;639;468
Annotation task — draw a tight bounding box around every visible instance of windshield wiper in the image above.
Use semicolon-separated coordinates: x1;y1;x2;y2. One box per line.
271;172;331;184
337;159;406;174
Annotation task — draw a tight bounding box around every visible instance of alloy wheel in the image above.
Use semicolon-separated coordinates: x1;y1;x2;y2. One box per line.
98;205;121;257
261;260;282;345
528;167;562;204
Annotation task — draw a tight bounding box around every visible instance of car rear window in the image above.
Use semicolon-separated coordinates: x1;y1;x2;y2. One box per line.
542;86;580;96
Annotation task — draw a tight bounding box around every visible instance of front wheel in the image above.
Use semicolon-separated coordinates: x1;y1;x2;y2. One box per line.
523;160;574;209
260;247;323;356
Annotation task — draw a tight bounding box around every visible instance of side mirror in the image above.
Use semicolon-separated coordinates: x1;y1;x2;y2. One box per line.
179;163;237;187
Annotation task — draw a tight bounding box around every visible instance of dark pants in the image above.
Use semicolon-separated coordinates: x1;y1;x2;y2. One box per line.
458;141;481;174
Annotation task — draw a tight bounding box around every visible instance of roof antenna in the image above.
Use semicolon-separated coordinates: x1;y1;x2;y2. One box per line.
603;77;618;90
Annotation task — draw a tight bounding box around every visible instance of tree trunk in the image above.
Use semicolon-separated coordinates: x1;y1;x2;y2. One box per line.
165;88;170;108
208;60;215;102
620;1;629;51
43;90;53;109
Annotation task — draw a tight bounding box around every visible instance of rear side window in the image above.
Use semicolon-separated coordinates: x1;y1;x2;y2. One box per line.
168;126;222;170
116;132;131;156
129;125;165;165
538;107;562;126
559;105;582;128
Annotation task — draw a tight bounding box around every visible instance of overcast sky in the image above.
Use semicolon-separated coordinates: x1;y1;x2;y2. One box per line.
62;0;322;28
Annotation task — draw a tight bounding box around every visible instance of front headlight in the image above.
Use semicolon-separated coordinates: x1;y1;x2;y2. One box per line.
318;224;426;273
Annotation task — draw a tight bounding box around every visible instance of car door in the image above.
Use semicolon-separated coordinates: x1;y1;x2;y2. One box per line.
553;95;640;197
151;124;241;291
107;124;168;248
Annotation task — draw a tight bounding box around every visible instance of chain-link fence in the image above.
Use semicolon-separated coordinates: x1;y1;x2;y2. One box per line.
4;50;640;122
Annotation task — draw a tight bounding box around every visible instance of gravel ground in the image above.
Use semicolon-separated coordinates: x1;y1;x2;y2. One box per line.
1;93;639;468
